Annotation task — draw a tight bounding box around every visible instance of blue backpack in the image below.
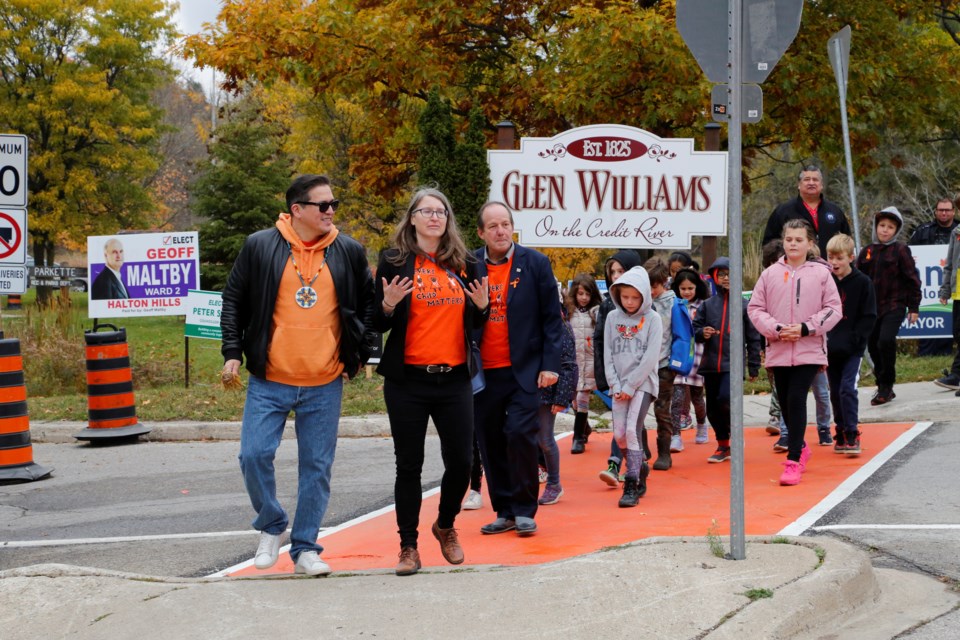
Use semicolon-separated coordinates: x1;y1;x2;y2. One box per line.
669;298;695;376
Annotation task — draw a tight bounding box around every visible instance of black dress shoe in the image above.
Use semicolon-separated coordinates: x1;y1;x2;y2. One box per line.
570;438;585;454
480;518;516;534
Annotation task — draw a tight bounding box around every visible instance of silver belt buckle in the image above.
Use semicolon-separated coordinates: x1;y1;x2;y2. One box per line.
426;365;452;373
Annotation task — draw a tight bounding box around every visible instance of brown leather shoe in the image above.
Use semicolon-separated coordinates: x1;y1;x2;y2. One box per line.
395;547;421;576
432;520;464;564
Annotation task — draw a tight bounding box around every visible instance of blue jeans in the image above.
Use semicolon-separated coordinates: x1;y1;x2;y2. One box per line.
828;355;862;436
239;374;342;562
812;369;831;431
536;405;561;486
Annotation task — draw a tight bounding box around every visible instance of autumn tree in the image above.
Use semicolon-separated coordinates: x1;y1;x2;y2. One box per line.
417;90;490;245
0;0;177;303
191;89;292;291
147;77;212;233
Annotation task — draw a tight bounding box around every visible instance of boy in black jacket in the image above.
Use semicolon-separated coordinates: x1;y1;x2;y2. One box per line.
826;234;877;454
856;207;921;405
693;257;762;463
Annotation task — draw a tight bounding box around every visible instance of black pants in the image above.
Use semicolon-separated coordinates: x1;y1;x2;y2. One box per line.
384;370;474;550
474;367;540;520
771;364;819;462
702;371;730;441
469;434;483;491
868;308;906;389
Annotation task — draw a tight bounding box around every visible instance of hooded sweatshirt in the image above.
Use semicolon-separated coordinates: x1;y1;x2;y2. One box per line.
266;213;344;385
603;266;662;398
594;249;643;391
855;207;922;317
650;284;676;369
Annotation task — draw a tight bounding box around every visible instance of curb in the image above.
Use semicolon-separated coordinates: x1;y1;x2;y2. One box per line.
29;412;580;443
706;536;877;639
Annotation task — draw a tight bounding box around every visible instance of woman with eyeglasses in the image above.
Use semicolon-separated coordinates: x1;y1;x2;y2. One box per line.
374;187;490;576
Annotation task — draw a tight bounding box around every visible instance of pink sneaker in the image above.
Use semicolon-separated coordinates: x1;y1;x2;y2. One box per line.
780;460;802;486
798;443;812;473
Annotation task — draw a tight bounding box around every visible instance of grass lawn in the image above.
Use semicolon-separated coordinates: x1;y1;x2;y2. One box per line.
6;290;951;421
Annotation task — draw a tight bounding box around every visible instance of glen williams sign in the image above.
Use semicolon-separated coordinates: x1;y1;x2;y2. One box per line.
487;124;728;249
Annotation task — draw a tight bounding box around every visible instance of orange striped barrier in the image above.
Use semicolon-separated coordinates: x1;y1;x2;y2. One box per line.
0;337;52;482
73;325;150;441
6;295;22;310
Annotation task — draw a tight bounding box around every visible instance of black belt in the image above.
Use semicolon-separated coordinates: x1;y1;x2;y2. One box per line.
409;364;464;374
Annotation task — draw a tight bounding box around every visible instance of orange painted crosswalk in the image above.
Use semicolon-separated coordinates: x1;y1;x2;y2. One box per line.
229;422;914;576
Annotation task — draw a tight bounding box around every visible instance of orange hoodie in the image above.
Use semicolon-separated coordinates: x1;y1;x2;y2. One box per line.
265;213;344;386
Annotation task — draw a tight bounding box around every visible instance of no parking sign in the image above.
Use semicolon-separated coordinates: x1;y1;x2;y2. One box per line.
0;208;26;293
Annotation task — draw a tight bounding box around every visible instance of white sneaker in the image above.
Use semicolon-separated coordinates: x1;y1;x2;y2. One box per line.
254;531;283;570
670;434;684;453
294;551;331;576
462;489;483;510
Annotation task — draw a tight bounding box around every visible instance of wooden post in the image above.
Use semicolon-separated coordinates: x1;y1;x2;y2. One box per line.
496;121;515;151
702;123;721;270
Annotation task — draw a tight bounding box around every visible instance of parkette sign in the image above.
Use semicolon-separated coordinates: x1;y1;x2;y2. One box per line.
487;124;728;249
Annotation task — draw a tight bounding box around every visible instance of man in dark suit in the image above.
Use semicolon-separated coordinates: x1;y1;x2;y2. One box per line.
472;201;565;537
91;238;129;300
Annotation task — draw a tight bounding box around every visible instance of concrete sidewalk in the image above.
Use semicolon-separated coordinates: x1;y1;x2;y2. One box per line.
9;380;959;639
1;537;954;640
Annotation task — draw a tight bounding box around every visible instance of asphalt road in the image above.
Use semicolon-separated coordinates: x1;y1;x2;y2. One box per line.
806;421;960;639
2;421;959;638
0;437;444;577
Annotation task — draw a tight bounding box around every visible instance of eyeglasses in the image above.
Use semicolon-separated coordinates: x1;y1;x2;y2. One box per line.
414;208;448;219
937;208;954;213
297;200;339;213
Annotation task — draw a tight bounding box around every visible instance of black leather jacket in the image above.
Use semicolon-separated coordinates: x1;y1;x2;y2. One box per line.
220;227;376;379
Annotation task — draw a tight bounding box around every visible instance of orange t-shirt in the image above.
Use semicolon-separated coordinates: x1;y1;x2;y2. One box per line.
480;259;512;369
404;256;467;366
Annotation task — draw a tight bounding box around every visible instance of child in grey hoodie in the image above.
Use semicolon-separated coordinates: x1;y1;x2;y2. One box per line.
603;266;662;507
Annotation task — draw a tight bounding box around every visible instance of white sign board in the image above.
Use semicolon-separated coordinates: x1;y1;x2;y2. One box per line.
185;289;223;340
487;124;728;249
0;208;26;293
0;134;27;208
87;232;200;318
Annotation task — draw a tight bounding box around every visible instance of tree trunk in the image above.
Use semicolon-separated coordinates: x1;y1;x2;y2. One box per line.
33;238;56;308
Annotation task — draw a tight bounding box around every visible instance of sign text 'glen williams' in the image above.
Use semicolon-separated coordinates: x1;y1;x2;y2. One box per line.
488;125;728;249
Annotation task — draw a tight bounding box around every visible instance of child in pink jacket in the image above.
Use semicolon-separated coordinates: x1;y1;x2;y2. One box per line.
748;219;842;486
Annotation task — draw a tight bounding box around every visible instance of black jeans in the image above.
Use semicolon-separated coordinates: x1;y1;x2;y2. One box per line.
384;369;474;550
703;371;730;441
771;364;819;462
868;308;906;389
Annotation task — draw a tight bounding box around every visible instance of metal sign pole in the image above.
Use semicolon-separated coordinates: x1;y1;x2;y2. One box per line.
728;0;746;561
829;28;861;252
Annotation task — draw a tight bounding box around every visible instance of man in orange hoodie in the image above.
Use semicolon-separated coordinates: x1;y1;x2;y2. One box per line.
221;174;376;577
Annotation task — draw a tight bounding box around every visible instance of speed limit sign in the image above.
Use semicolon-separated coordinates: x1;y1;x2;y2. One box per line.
0;134;27;208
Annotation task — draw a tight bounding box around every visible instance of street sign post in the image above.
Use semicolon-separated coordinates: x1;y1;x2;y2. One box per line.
828;25;862;253
678;0;804;561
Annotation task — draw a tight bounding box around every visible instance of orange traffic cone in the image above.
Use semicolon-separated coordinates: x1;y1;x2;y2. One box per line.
6;294;22;310
0;336;53;482
74;325;150;441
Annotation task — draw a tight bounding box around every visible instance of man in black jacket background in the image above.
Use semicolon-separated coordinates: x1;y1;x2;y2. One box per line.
762;166;851;258
220;174;376;577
